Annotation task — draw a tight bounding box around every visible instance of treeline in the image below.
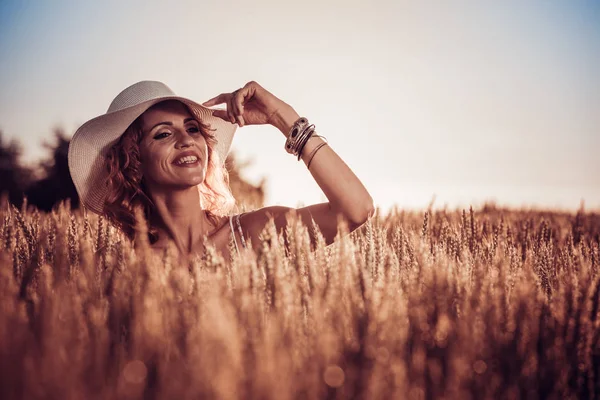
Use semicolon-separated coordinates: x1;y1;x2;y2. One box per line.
0;129;265;212
0;130;77;211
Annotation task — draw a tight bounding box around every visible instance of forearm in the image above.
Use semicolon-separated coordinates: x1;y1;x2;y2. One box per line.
271;105;374;225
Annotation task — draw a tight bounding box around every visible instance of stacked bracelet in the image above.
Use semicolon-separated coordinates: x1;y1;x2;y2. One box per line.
296;124;315;160
284;117;310;155
284;117;329;166
306;142;328;170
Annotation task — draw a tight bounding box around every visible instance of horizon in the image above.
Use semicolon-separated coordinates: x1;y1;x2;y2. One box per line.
1;1;599;212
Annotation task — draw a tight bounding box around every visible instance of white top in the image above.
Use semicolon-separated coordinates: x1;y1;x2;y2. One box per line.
229;213;247;256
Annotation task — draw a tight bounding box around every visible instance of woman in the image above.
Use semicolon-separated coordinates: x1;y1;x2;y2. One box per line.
68;80;374;259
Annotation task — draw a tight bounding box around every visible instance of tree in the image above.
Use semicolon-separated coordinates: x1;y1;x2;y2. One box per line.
25;129;79;211
0;131;32;208
2;127;265;213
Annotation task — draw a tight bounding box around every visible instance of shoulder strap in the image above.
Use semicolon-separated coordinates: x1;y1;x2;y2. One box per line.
229;215;240;255
235;213;248;249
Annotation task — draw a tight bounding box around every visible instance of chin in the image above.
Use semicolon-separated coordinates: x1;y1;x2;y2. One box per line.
147;169;205;189
172;170;205;186
177;176;205;188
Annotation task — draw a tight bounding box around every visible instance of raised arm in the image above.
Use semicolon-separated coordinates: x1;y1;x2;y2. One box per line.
203;81;374;249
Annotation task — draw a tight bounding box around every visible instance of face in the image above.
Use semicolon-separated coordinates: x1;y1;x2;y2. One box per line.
138;100;209;190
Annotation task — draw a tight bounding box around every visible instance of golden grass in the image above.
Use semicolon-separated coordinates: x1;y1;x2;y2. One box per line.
0;200;599;399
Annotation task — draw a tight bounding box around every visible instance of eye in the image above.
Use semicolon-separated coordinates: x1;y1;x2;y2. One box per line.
153;132;170;140
187;126;200;134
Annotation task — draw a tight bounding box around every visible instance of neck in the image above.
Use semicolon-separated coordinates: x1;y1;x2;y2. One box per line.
147;184;214;254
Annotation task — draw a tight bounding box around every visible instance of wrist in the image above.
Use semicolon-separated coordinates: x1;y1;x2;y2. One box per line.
269;105;300;135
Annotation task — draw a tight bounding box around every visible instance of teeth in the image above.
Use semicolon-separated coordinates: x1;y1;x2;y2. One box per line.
175;155;198;165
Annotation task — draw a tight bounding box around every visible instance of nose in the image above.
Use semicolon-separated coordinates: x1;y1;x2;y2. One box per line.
174;130;194;149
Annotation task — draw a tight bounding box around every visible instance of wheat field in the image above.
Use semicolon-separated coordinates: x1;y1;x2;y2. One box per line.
0;199;599;399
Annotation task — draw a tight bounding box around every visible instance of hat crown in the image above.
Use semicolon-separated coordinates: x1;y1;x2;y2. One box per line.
107;81;175;113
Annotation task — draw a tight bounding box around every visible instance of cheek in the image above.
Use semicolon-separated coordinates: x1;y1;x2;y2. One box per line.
200;137;210;160
139;141;152;163
139;143;168;177
139;145;152;173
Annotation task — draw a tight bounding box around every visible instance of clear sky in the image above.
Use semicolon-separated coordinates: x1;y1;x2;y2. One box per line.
1;1;598;212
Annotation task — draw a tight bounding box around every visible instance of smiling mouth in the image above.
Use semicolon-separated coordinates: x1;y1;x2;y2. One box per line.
174;155;199;166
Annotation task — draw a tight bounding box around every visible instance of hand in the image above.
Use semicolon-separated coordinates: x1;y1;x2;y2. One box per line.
202;81;288;128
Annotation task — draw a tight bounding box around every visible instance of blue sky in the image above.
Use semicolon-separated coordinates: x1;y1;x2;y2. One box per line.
1;1;599;211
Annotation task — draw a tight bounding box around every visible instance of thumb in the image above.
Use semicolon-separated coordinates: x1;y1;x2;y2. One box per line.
211;109;229;121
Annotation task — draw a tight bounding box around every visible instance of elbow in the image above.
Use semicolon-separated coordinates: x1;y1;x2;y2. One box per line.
347;196;375;228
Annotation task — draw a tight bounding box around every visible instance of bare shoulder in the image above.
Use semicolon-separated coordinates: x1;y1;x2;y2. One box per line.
236;206;294;249
240;202;362;249
212;214;233;233
240;206;293;226
208;214;235;245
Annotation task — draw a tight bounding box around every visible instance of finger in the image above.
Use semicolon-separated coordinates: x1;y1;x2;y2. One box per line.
202;93;228;107
211;109;229;121
238;115;245;127
231;98;244;126
230;91;240;120
232;89;245;119
227;97;236;125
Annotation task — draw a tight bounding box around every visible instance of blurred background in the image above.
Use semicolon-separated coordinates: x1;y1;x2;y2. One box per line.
1;0;598;213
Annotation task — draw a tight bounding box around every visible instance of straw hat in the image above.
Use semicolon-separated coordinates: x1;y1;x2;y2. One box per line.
67;80;237;215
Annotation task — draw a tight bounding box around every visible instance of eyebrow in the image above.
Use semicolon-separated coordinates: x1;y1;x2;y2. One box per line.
148;117;196;133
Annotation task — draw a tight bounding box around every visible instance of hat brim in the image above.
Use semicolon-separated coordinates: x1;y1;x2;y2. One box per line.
68;96;237;215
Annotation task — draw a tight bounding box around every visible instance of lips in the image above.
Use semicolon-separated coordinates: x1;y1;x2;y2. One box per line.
172;150;201;166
